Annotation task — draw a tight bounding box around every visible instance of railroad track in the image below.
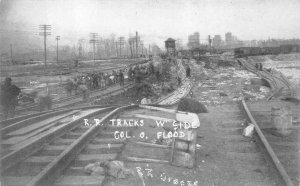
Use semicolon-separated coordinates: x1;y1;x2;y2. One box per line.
1;57;296;186
1;59;151;120
236;58;297;185
1;81;135;120
1;57;297;186
238;58;293;97
0;105;135;186
0;59;192;186
198;98;294;185
154;59;192;105
242;99;298;186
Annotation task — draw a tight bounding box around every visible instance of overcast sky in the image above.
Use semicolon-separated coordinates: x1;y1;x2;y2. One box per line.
1;0;300;47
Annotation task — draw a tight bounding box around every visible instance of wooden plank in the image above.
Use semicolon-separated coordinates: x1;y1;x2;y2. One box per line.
92;137;126;144
139;105;177;113
72;154;117;167
126;156;169;163
1;176;33;186
131;141;170;149
132;114;175;122
24;156;56;164
76;153;117;161
55;176;105;186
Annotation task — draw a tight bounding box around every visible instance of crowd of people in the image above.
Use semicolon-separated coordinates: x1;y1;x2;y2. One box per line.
64;62;152;97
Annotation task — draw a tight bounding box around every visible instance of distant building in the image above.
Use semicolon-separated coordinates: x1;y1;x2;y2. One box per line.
188;32;200;49
212;35;222;48
151;44;162;55
225;32;233;46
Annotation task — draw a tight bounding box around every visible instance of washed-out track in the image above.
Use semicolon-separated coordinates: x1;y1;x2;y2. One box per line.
0;80;192;185
238;58;293;97
1;57;296;186
0;59;191;185
238;57;297;185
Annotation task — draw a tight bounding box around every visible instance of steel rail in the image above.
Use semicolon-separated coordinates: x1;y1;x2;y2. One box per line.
15;83;134;113
0;104;124;127
1;57;191;186
0;104;123;134
240;98;294;186
247;59;291;93
1;59;150;119
0;106;118;172
25;105;137;186
29;69;191;185
239;59;292;97
0;82;135;122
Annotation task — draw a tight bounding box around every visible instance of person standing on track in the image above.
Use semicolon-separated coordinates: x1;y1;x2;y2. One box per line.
79;82;89;102
135;66;141;83
119;70;124;86
186;64;191;78
1;77;21;119
259;63;263;71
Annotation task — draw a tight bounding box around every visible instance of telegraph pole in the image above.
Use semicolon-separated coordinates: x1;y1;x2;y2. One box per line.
136;32;138;58
78;39;85;59
55;36;60;65
208;35;212;53
141;42;144;56
149;44;151;58
132;40;135;57
39;24;51;72
115;42;119;57
129;40;133;58
89;33;99;64
118;37;124;58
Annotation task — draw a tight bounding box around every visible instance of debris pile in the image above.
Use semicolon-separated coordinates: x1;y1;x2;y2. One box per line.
177;98;208;113
190;60;271;105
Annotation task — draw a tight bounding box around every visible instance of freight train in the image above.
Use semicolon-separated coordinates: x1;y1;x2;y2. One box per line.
234;44;300;57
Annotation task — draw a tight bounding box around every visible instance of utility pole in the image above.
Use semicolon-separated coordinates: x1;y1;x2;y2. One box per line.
89;33;99;64
208;35;212;53
129;40;133;58
141;42;144;56
136;32;138;58
118;37;124;58
132;40;135;57
78;39;85;59
149;44;151;57
10;44;13;65
115;42;119;57
55;36;60;65
39;24;51;72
